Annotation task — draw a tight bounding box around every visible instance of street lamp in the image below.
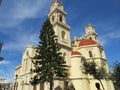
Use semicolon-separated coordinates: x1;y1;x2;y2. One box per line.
0;42;4;61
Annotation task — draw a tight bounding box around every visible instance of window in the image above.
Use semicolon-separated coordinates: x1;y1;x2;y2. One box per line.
63;52;66;59
100;49;104;58
89;51;93;57
52;16;54;23
59;15;63;22
26;51;29;56
95;83;101;90
89;37;92;40
95;36;97;40
61;31;66;39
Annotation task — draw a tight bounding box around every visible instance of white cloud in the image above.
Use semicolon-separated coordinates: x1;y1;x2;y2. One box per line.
0;0;51;53
0;0;51;28
3;31;39;52
107;31;120;39
12;0;50;19
94;20;120;46
99;30;120;46
0;60;10;65
0;66;14;82
99;36;108;45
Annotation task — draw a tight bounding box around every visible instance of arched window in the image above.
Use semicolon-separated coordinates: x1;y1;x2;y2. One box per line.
52;16;54;23
95;83;101;90
63;52;66;59
59;15;63;22
61;31;66;39
95;36;97;40
25;51;29;56
89;51;93;57
89;37;92;40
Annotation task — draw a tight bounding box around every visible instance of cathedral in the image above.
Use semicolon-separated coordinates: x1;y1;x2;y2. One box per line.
13;0;115;90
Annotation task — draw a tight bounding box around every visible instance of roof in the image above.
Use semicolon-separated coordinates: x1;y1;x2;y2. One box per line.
78;39;97;47
71;51;81;55
85;23;94;28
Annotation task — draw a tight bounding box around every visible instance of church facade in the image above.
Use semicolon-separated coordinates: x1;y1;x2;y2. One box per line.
13;0;115;90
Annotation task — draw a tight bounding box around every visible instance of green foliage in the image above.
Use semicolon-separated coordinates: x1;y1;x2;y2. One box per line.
30;18;68;87
82;57;108;80
82;57;109;90
111;62;120;89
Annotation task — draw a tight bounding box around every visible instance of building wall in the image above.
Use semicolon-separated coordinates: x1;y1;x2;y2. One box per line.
13;0;115;90
0;78;10;90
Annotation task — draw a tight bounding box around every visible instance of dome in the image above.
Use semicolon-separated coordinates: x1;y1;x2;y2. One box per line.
71;51;81;55
78;39;97;47
85;23;94;29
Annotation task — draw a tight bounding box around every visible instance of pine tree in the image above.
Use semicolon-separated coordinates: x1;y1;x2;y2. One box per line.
111;62;120;90
30;18;68;90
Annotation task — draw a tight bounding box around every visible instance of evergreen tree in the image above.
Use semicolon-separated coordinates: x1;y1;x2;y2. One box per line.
111;62;120;90
30;18;68;90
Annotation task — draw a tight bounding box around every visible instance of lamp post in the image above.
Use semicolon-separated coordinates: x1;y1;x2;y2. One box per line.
0;42;4;61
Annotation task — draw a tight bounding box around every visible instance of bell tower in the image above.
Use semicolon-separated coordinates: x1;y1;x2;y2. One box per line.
48;0;71;65
85;24;98;42
49;0;67;25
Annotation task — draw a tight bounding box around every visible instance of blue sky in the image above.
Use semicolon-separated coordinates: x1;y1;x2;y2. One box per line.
0;0;120;82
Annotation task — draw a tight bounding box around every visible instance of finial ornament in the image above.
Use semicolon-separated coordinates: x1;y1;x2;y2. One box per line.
54;0;59;2
87;23;94;27
52;0;63;5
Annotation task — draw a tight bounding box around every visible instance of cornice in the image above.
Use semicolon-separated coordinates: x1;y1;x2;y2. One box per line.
52;21;70;30
48;8;67;17
57;43;72;50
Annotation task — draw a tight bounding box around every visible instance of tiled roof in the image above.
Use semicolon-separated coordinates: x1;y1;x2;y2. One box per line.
79;39;97;47
71;51;81;55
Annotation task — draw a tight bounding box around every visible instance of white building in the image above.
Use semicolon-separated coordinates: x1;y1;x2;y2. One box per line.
0;78;10;90
13;0;115;90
